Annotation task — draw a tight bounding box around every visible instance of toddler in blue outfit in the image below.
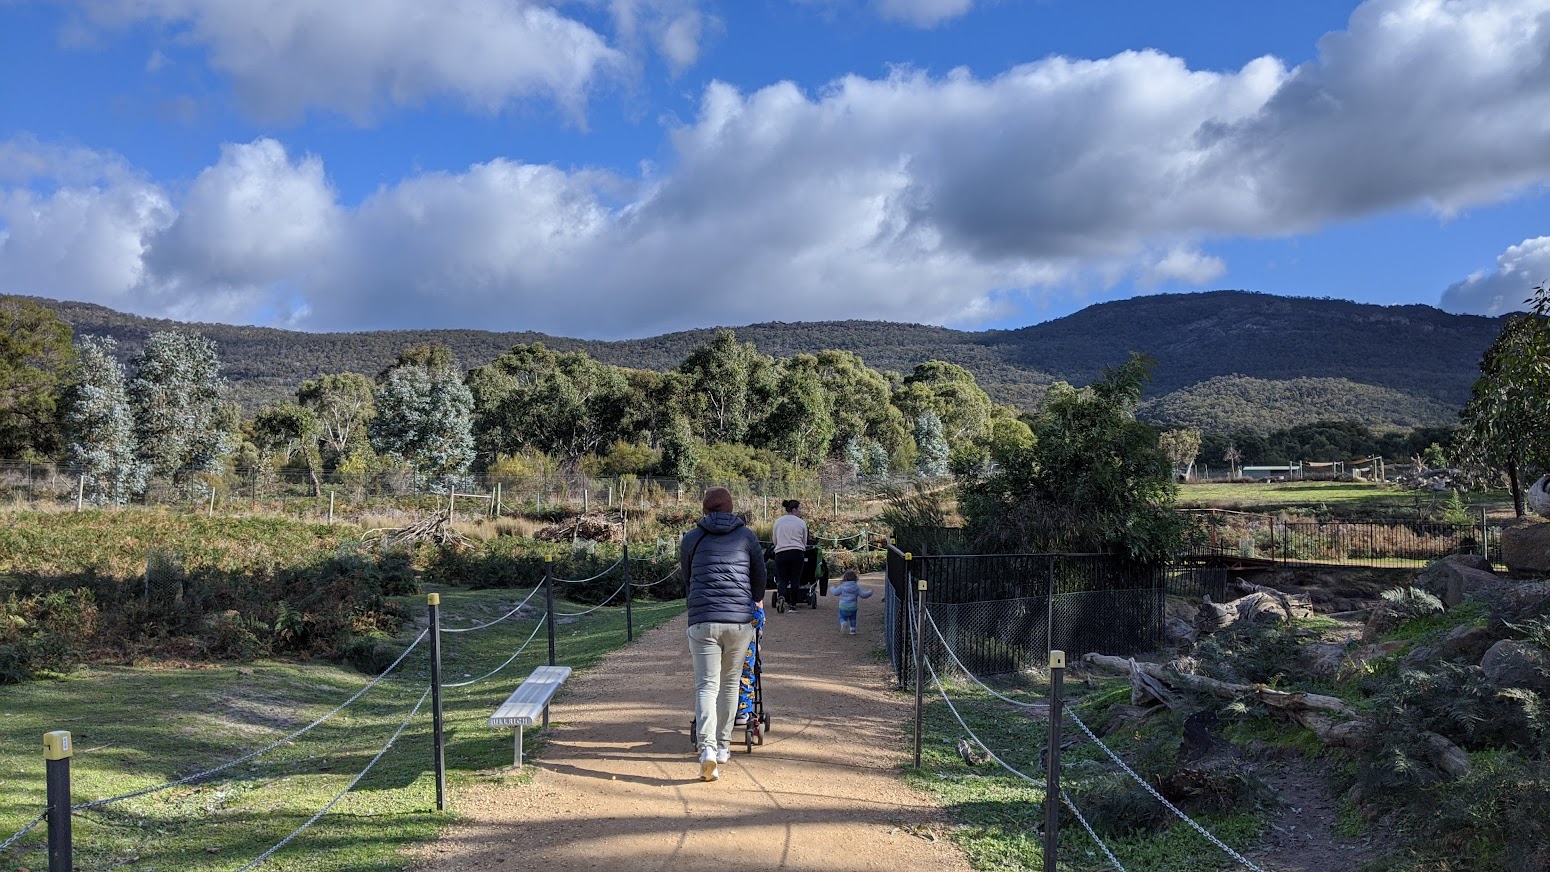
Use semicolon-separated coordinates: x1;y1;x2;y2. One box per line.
833;570;872;635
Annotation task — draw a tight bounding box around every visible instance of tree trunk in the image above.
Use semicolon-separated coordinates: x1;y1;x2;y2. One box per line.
1081;654;1471;776
1509;456;1525;518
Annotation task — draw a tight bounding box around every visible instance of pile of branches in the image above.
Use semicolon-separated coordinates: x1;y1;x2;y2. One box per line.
534;512;625;543
362;513;470;550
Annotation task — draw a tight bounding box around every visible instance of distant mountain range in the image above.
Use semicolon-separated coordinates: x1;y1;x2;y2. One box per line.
30;290;1505;433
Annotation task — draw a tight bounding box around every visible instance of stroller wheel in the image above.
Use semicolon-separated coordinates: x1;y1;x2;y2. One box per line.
754;726;764;746
689;719;698;748
775;597;787;614
746;728;754;753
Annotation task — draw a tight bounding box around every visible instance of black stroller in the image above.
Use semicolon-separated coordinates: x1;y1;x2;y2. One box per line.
689;639;770;753
768;543;828;613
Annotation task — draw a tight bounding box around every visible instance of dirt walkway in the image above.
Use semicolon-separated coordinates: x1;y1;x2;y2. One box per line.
411;574;973;872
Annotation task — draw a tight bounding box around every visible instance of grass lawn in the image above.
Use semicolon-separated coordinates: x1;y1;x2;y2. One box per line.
0;587;684;872
1177;480;1513;516
905;673;1262;872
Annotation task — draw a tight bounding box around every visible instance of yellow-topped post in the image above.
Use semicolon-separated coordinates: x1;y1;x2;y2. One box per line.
913;575;927;768
44;731;72;871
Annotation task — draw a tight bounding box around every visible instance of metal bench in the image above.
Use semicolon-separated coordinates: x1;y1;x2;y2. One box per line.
488;665;572;767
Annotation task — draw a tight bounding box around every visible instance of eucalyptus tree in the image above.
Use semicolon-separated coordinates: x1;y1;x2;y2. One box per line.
369;345;475;488
0;296;77;458
128;331;236;489
754;354;836;467
913;412;949;477
813;349;909;466
894;360;994;455
63;335;144;505
466;342;632;463
251;401;322;495
296;371;375;467
678;329;776;445
1457;282;1550;517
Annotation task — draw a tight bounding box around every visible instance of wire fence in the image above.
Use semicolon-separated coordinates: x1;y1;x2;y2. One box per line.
0;457;925;523
1;554;677;870
1192;512;1510;568
884;547;1221;682
914;600;1267;871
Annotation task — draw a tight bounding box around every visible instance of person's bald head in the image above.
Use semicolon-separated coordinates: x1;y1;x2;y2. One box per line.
702;487;734;514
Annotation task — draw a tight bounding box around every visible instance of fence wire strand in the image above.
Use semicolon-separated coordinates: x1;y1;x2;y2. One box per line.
72;631;428;812
924;609;1046;710
1061;788;1129;872
630;566;680;587
440;585;543;634
555;579;629;617
0;812;46;854
235;686;431;871
550;555;625;584
443;618;546;689
1066;711;1267;872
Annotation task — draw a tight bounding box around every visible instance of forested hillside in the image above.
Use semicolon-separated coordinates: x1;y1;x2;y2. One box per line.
30;291;1502;423
1137;375;1463;433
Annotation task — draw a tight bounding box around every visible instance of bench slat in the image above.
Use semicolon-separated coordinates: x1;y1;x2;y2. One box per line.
489;665;572;728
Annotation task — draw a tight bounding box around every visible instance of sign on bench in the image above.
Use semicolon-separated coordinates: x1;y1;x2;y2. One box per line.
489;665;572;768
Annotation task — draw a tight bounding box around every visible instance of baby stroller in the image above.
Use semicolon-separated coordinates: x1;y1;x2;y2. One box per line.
769;544;828;613
689;639;770;753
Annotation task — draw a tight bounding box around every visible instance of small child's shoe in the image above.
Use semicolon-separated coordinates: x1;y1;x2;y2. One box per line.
849;627;857;635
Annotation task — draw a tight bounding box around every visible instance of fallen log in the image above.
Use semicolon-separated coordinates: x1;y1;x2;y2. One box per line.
1082;653;1470;776
1230;578;1316;620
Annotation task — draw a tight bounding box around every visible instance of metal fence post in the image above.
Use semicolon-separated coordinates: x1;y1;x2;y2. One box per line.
44;730;71;872
1045;650;1065;871
1046;555;1056;652
913;574;927;769
544;560;556;729
624;542;634;642
428;594;446;811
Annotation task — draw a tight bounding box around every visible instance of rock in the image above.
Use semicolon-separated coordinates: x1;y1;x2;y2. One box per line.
1362;603;1406;642
1529;474;1550;517
1480;640;1550;694
1300;642;1350;676
1416;556;1503;608
1165;617;1198;648
1436;624;1496;660
1502;517;1550;577
1501;581;1550;623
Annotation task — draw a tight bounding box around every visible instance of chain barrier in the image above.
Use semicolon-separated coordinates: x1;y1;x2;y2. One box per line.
72;631;428;812
919;598;1262;872
550;554;625;584
812;529;870;547
629;566;680;588
442;619;546;689
440;585;543;634
1061;788;1129;872
555;579;629;617
235;686;431;871
924;610;1046;710
0;812;46;854
1066;711;1267;872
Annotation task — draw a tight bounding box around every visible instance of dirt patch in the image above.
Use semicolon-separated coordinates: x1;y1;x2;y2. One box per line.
1243;748;1391;872
408;573;972;872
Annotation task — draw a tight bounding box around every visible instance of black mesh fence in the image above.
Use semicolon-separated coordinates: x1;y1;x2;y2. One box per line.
885;547;1225;684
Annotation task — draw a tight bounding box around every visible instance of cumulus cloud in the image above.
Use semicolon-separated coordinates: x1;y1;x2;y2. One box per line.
6;0;1550;336
875;0;975;28
76;0;629;121
1440;237;1550;315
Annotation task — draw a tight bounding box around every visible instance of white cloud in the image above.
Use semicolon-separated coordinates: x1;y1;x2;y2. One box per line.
1440;237;1550;315
875;0;974;28
76;0;629;121
1140;248;1228;289
7;0;1550;336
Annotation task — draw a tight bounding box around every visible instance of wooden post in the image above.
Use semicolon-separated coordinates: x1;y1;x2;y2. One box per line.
328;491;335;524
44;730;72;872
208;488;215;517
913;574;927;769
76;475;85;512
448;490;456;523
583;487;590;513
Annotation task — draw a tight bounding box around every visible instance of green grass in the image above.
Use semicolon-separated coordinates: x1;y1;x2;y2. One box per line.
1177;481;1512;516
905;675;1265;871
0;587;684;871
1379;601;1487;644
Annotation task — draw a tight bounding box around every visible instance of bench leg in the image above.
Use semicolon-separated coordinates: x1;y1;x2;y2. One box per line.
542;703;550;730
515;727;523;769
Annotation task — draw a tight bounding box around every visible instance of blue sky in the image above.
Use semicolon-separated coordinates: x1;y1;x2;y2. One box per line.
2;0;1548;339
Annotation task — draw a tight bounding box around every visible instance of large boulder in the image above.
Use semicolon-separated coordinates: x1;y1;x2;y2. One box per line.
1416;555;1506;608
1500;581;1550;623
1501;517;1550;577
1404;624;1496;667
1480;640;1550;694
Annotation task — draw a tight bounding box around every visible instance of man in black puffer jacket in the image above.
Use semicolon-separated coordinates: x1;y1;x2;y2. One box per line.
681;486;766;782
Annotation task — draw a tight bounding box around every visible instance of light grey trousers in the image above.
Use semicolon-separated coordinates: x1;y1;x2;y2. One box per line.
688;620;756;754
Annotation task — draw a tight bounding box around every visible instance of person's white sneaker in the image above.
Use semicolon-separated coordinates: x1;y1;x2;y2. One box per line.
849;627;857;635
699;748;719;781
716;747;731;764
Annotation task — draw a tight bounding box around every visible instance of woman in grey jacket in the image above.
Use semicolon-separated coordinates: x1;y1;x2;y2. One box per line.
680;487;767;781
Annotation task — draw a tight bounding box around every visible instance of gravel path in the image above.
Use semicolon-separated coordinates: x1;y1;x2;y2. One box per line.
410;573;973;872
